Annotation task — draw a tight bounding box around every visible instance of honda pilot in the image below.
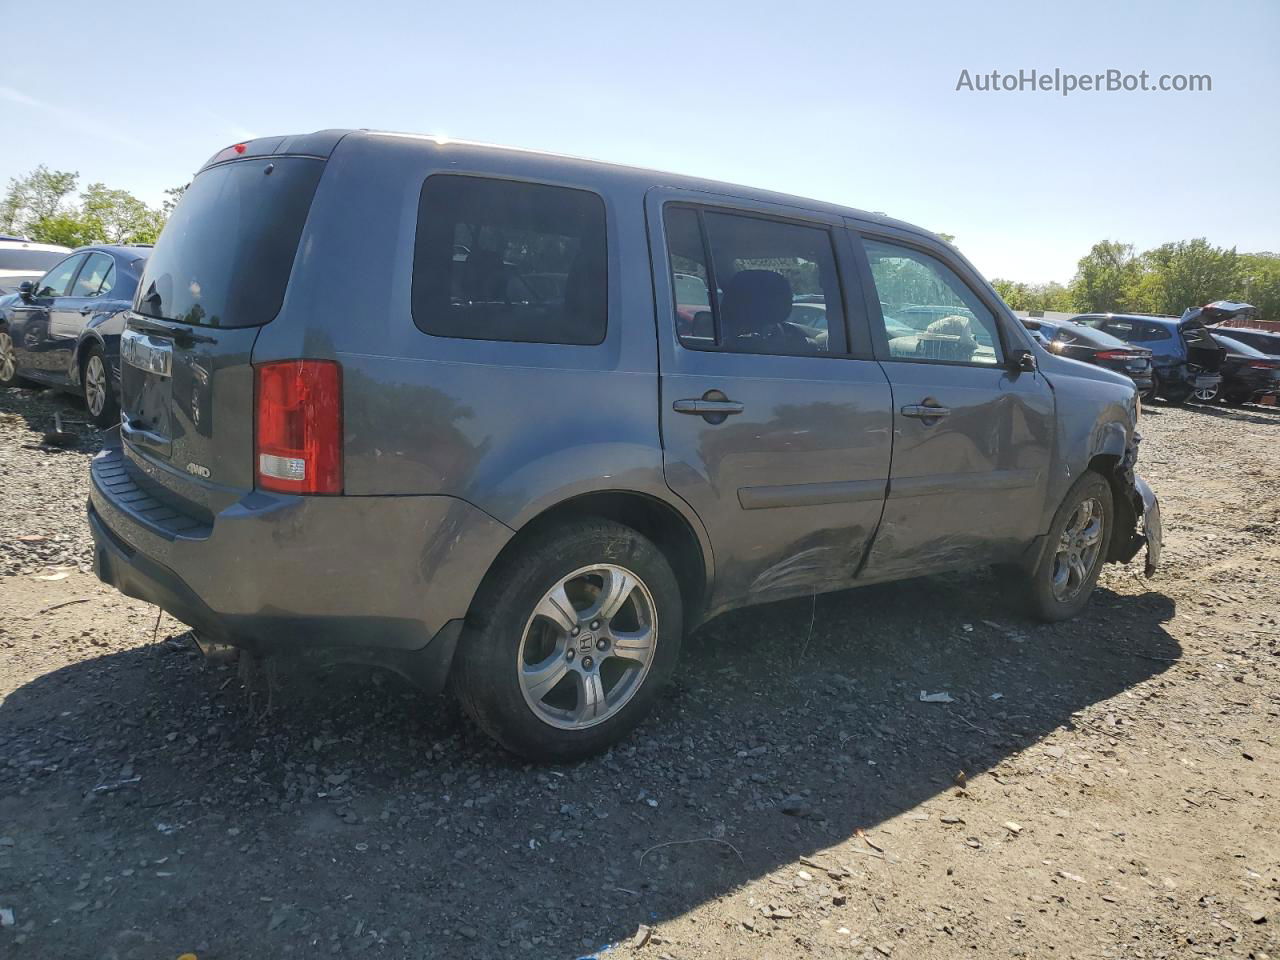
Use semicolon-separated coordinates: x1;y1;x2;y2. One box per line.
89;130;1162;760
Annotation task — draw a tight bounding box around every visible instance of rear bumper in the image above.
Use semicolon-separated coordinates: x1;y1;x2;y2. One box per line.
88;432;513;686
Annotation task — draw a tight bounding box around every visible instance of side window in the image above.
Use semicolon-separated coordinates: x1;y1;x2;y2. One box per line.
664;205;846;357
72;253;114;297
1143;324;1172;341
412;175;607;346
35;254;86;298
862;239;1003;365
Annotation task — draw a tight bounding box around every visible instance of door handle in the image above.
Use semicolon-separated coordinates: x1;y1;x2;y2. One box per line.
900;403;951;420
80;306;95;315
673;399;744;415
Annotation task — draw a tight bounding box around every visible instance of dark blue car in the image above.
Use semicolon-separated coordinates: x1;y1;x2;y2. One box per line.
0;244;150;426
1073;312;1225;405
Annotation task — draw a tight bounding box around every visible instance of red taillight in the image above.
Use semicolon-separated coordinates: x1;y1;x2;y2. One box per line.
1094;350;1136;361
1247;361;1277;370
233;142;247;154
254;360;343;495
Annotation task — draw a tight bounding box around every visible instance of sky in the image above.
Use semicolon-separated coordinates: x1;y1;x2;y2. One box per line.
1;0;1276;284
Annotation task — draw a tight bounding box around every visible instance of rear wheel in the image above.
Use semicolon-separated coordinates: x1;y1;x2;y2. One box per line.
1018;471;1114;622
451;518;683;761
0;329;20;387
1222;391;1250;407
81;345;120;428
1161;383;1191;406
1192;381;1220;403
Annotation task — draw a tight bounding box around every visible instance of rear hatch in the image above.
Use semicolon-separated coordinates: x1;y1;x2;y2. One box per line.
119;137;337;517
1180;320;1227;373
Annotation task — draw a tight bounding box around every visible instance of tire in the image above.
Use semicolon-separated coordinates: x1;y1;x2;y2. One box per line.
451;518;683;761
1191;381;1220;404
1161;384;1191;406
81;344;119;429
1018;471;1114;622
0;328;20;388
1222;392;1249;407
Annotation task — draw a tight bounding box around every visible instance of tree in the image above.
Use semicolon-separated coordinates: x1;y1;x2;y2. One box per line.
0;165;170;246
81;183;165;244
1238;253;1280;323
0;166;80;235
1069;241;1141;312
1137;239;1241;316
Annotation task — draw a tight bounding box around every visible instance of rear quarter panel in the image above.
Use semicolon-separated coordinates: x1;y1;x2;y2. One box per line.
251;134;710;554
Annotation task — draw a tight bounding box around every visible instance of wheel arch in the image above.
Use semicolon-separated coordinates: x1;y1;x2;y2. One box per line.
475;489;713;628
71;331;107;386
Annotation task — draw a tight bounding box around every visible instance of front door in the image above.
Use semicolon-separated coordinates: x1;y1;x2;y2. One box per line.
47;252;115;382
647;194;893;614
9;252;85;376
850;230;1055;581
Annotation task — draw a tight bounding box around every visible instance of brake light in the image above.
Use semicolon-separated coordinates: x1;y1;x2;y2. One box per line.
1094;350;1137;361
254;360;343;494
1247;361;1277;370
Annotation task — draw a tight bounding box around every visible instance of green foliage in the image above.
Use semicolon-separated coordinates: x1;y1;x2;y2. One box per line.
1058;237;1277;322
0;166;176;247
1069;241;1140;313
992;279;1073;313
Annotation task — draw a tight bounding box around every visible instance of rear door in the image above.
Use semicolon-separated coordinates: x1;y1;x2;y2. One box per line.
121;153;326;514
647;191;892;613
849;227;1054;580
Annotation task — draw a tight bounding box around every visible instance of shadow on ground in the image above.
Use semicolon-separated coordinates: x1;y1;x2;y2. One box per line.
0;574;1178;958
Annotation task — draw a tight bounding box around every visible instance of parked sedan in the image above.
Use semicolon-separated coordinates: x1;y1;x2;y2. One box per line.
0;245;150;426
1205;333;1280;405
1074;312;1225;405
1206;324;1280;358
1021;317;1154;396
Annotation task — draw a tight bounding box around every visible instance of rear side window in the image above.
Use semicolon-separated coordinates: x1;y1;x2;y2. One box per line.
73;252;114;297
412;175;607;346
136;157;324;327
664;205;847;357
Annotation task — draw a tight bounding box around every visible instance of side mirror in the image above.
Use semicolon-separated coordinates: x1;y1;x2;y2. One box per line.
1009;348;1037;373
18;280;34;301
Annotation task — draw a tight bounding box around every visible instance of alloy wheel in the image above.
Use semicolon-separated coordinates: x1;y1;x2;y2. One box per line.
1051;497;1105;602
0;331;15;382
84;354;107;416
517;563;658;730
1193;382;1220;402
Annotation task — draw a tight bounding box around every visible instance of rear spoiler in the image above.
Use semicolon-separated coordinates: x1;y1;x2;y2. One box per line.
199;129;353;172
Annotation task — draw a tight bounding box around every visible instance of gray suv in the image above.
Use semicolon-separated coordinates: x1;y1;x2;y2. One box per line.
88;130;1161;760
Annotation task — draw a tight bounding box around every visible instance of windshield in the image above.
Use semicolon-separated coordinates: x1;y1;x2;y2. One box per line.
136;157;324;327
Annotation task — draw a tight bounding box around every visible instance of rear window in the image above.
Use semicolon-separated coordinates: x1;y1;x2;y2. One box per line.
0;248;67;271
412;175;607;345
135;157;324;327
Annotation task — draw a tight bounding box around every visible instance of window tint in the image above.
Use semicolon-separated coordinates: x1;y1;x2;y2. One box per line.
412;175;607;345
664;206;846;356
137;157;324;327
35;254;85;298
862;239;1002;365
1142;324;1172;341
72;253;114;297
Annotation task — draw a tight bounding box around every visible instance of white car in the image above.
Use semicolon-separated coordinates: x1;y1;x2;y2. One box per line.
0;237;72;296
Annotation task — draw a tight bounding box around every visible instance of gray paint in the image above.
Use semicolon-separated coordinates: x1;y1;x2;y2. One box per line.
89;130;1157;677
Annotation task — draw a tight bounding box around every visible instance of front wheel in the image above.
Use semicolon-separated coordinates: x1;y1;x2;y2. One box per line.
1192;381;1220;403
1018;471;1114;622
0;329;20;387
82;345;119;428
451;519;683;761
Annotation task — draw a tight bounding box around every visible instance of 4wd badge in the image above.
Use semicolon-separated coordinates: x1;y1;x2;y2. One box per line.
185;462;211;479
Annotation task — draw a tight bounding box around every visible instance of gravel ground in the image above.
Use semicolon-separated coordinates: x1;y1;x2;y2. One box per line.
0;382;1277;960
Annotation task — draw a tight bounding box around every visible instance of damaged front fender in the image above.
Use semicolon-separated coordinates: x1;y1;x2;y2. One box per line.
1107;444;1162;576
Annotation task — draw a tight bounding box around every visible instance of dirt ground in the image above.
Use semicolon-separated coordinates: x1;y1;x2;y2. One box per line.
1;384;1277;960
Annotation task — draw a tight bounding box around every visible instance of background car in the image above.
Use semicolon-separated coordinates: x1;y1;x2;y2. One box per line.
0;244;150;426
1021;317;1155;396
1205;332;1280;405
1074;312;1225;405
1205;324;1280;357
0;237;72;296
